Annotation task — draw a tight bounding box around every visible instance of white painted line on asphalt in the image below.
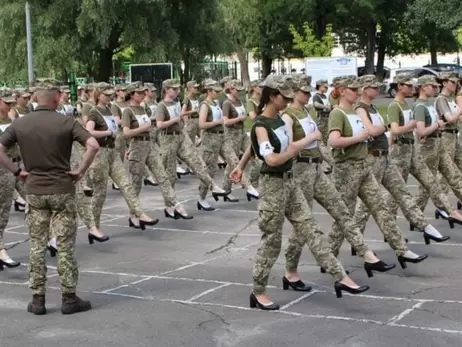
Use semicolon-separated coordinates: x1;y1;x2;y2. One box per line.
6;225;26;231
186;283;230;302
388;322;462;335
387;302;424;324
280;291;318;310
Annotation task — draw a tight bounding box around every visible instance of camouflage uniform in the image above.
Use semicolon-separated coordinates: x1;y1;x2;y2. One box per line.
198;79;239;199
453;91;462;170
313;78;335;167
251;75;346;295
111;85;129;162
183;80;201;143
122;82;178;208
326;76;409;257
352;75;429;233
387;73;454;219
246;90;263;188
282;75;370;271
412;75;462;211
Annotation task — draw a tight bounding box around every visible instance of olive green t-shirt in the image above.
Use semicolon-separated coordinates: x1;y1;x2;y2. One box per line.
328;107;368;163
155;101;183;132
88;106;116;147
81;100;95;118
222;99;246;129
355;102;388;150
250;115;292;173
121;106;151;137
413;98;438;130
217;92;228;108
435;94;457;131
14;106;30;119
110;101;128;129
387;100;414;140
284;106;320;157
246;98;259;117
328;93;338;107
202;100;224;133
142;101;158;127
0;117;19;157
312;93;330;116
182;95;200;118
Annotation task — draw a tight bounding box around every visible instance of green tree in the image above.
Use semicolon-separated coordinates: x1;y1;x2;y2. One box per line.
289;23;334;57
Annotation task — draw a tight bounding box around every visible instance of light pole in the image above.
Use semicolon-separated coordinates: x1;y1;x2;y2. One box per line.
25;2;34;85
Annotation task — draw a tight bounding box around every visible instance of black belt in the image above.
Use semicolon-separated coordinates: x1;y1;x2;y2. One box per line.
427;133;442;138
11;157;21;163
262;171;293;179
296;156;322;163
101;143;115;149
441;129;458;134
190;115;199;119
162;130;181;135
132;136;150;141
393;138;414;145
208;130;224;134
368;149;388;157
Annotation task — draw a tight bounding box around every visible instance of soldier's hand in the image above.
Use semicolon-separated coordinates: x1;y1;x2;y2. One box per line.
358;131;370;141
286;143;299;157
18;170;29;182
215;118;224;125
230;166;243;183
66;170;84;182
437;119;446;127
408;120;417;129
313;129;323;140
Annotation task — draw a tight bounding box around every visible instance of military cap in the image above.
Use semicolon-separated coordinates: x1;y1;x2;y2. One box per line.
292;74;313;92
34;78;62;91
0;87;16;103
438;71;459;82
144;82;157;91
126;81;148;93
85;83;96;91
115;84;127;91
14;88;31;98
77;85;85;90
316;79;329;86
203;79;222;92
249;80;264;88
228;79;244;91
333;75;361;89
358;74;383;88
393;73;414;84
261;75;295;99
60;85;70;93
416;75;440;87
186;80;200;89
162;79;181;89
95;82;115;95
219;76;233;85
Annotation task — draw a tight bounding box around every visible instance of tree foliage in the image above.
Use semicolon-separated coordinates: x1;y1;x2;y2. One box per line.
289;23;334;57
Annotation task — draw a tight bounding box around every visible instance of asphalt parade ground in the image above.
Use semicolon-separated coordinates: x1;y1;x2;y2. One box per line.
1;168;462;347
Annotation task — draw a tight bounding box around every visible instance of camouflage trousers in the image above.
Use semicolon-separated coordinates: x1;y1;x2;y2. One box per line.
144;127;160;180
316;115;334;166
157;130;215;198
115;131;127;162
415;137;462;211
327;159;408;256
199;132;239;199
285;160;370;271
353;154;429;234
26;193;78;295
0;166;16;250
253;172;346;295
223;127;251;191
249;158;262;188
185;117;200;144
454;133;462;171
435;133;460;197
389;142;453;216
73;142;93;189
128;138;178;207
88;147;144;226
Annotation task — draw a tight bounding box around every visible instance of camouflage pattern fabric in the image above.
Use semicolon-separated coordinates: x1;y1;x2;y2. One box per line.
249;158;262;188
436;132;459;196
0;167;16;250
185;118;200;144
455;136;462;171
27;193;78;295
223;127;251;191
327;160;408;257
253;173;346;295
285;162;370;271
115;133;127;162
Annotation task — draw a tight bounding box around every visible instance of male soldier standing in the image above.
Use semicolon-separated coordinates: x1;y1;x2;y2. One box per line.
0;79;99;315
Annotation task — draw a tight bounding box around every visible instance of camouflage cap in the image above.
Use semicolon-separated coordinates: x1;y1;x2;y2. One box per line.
34;78;62;91
85;83;96;91
0;87;16;103
416;74;440;87
292;74;313;92
228;79;244;91
316;79;329;86
203;79;222;92
95;82;115;95
77;84;85;90
126;81;148;93
186;80;200;89
334;75;361;89
143;82;157;91
115;84;127;91
14;88;31;98
162;79;181;89
438;71;459;82
393;73;414;84
249;80;264;88
219;76;233;85
358;74;383;89
261;75;295;98
60;85;70;93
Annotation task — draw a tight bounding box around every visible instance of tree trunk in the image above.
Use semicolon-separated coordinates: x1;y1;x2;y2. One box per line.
376;33;386;81
96;48;113;82
236;49;250;87
430;41;438;65
261;54;272;78
182;48;190;84
365;22;377;74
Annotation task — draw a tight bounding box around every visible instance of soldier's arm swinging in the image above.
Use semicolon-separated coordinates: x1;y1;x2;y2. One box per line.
0;144;20;174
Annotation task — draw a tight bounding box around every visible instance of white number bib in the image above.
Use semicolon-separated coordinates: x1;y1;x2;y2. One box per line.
0;123;11;132
149;104;158;115
427;105;437;124
233;105;246;117
319;94;331;106
369;112;384;126
166;103;181;118
298;116;318;149
272;124;290;152
135;114;151;127
448;100;460;114
190;100;199;110
340;110;366;141
402;109;412;124
103;115;118;132
210;104;222;121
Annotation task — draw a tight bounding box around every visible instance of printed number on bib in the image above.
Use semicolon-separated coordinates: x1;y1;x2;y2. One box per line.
166;103;181;118
210;104;222;121
299;117;318;149
427;105;437;124
272;125;290;152
103;115;118;132
135;114;151;127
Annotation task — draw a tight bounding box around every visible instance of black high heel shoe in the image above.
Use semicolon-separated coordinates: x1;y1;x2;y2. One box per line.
397;254;428;269
384;236;408;243
364;261;396;278
410;223;424;232
211;191;230;201
14;201;25;212
334;282;370;298
164;208;179;220
351;247;357;256
282;276;312;292
249;293;279;310
83;189;93;197
458;201;462;210
174;210;193;220
246;192;259;202
139;219;159;231
197;201;215;211
0;258;21;270
223;195;239;203
176;173;182;179
47;245;57;257
112;183;120;191
448;217;462;229
128;218;140;229
88;233;110;245
423;232;450;245
218;163;227;169
143;178;158;187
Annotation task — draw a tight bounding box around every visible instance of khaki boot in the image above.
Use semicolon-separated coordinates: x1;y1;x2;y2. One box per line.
61;293;91;315
27;294;46;315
